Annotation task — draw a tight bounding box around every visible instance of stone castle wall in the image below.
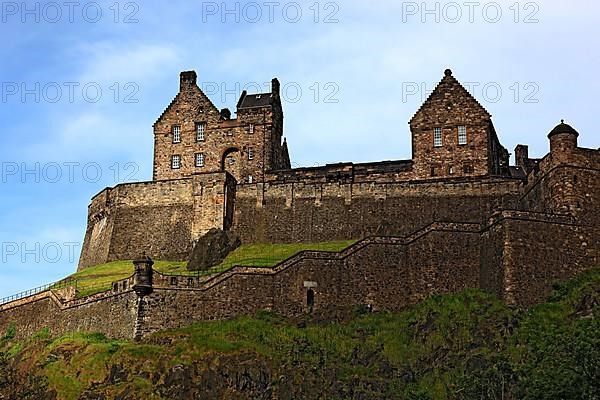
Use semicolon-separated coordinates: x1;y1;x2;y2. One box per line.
0;222;484;340
78;167;523;268
0;286;139;340
78;141;599;269
3;208;598;341
80;173;235;269
233;175;522;244
519;147;600;223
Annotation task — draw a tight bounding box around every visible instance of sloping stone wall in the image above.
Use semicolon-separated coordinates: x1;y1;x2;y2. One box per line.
2;212;599;341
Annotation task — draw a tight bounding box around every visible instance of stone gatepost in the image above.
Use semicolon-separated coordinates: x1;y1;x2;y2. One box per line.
132;255;154;297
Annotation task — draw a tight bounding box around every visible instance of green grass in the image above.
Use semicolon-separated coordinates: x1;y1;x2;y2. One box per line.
212;240;357;268
68;240;357;298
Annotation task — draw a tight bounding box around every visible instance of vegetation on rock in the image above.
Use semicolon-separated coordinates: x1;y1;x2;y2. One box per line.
1;269;598;399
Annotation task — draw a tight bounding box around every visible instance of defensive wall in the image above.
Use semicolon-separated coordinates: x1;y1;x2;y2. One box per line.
1;206;598;341
79;163;524;269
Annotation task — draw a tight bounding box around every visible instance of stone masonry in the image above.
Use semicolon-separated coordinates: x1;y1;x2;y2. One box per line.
0;69;596;341
79;69;535;269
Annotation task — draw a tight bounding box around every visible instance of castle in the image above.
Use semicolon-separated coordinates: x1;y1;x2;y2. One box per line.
0;69;597;340
78;69;522;268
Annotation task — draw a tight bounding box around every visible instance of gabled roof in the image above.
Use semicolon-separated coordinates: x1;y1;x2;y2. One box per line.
153;84;220;128
409;69;491;125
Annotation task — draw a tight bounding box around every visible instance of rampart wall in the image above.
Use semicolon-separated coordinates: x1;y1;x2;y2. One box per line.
233;175;522;243
3;135;595;341
3;208;598;341
1;222;483;340
79;173;232;269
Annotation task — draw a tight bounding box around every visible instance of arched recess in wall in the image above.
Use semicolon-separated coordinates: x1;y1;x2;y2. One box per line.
307;288;315;311
221;147;242;182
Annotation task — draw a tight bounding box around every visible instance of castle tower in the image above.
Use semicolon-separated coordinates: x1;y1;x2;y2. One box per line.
409;69;510;179
548;120;579;162
547;120;582;214
152;71;290;183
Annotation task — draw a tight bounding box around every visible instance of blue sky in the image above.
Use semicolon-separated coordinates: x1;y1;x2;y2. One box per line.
0;0;599;296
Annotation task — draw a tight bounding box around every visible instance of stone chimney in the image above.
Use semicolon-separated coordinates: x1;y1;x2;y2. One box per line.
180;71;197;91
515;144;529;171
272;78;280;96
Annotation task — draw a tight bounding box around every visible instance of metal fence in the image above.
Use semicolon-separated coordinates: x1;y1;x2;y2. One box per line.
0;258;283;306
0;277;77;306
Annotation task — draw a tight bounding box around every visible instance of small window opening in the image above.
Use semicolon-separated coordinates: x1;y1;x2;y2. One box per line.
307;288;315;310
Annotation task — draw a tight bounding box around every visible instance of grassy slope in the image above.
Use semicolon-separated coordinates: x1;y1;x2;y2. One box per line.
70;240;357;298
1;269;598;399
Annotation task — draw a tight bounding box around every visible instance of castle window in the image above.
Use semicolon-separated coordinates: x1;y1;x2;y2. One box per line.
227;130;233;137
434;127;443;147
458;126;467;145
172;125;181;143
248;148;254;161
171;155;181;169
431;166;437;177
248;124;255;134
196;123;206;142
448;165;454;175
195;153;205;168
248;175;253;184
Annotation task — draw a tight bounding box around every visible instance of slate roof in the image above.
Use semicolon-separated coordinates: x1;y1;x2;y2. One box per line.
237;91;275;109
548;120;579;138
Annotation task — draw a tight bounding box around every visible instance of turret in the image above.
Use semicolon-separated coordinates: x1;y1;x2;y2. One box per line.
548;120;579;161
132;255;154;296
547;120;582;214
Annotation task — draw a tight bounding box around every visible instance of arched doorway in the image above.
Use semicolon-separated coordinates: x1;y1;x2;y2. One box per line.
221;148;242;182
